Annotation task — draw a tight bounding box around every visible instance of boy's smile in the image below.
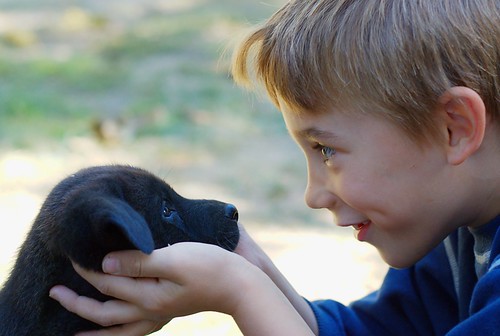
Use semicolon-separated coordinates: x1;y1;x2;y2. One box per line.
351;220;372;241
281;105;462;269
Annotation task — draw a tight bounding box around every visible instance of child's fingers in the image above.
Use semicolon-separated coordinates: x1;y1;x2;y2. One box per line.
101;243;224;280
69;243;241;319
49;285;143;327
71;263;169;309
101;249;165;278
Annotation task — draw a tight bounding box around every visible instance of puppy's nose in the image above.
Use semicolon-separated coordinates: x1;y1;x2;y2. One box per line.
224;204;239;221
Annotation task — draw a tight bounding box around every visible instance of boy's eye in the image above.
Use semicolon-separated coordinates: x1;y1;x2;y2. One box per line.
320;146;336;162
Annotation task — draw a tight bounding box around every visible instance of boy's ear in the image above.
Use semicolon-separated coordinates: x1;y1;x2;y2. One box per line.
438;86;486;165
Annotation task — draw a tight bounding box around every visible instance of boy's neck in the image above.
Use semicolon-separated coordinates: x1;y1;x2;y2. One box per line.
462;125;500;228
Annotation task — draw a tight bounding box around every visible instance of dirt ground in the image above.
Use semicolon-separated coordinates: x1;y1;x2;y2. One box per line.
0;136;388;335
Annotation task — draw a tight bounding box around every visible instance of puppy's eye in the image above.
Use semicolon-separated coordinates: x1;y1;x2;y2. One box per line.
162;206;172;218
161;201;175;220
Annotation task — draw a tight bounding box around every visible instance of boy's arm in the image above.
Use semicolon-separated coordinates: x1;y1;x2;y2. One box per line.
235;225;319;335
262;260;319;334
50;241;316;336
231;262;316;336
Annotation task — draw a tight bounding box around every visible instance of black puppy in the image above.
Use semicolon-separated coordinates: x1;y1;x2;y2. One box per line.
0;165;240;335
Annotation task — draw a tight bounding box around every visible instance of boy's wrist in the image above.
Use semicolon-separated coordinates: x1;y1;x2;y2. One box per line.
230;262;314;336
225;254;270;311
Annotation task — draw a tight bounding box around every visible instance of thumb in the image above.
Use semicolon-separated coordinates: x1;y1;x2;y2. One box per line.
102;245;186;279
102;250;155;277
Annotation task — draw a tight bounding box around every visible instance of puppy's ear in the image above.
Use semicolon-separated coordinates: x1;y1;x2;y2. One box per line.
90;197;155;254
57;193;154;271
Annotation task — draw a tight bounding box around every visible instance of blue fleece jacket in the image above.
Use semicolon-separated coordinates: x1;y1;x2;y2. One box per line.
308;215;500;335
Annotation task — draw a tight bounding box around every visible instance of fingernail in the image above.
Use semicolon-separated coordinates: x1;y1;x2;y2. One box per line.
103;256;120;274
49;286;60;299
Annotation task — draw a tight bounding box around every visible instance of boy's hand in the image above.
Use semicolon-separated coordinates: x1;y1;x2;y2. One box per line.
50;242;255;335
50;225;316;336
47;283;164;336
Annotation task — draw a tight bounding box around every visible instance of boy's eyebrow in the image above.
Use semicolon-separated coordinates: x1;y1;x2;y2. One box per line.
295;127;339;142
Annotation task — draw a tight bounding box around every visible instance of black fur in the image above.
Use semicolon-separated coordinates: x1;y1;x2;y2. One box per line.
0;165;240;335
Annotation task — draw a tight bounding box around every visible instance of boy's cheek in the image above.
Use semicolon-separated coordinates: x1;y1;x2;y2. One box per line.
336;179;380;209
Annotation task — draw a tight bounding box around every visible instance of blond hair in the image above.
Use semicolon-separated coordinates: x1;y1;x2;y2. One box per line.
232;0;499;142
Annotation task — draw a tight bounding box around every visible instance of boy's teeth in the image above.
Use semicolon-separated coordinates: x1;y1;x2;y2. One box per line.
354;221;370;230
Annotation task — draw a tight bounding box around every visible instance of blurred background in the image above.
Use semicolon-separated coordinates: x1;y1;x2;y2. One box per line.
0;1;387;334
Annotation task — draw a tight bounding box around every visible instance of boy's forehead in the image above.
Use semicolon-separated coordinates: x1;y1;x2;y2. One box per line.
281;105;341;139
281;102;402;143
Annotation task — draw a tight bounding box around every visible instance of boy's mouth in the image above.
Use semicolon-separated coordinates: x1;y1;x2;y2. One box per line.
353;220;371;241
353;220;371;230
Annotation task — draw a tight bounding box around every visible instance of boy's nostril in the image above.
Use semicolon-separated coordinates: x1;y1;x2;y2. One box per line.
224;204;239;221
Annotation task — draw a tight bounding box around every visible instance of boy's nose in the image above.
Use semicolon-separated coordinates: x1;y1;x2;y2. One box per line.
304;177;337;210
305;185;330;209
304;158;338;210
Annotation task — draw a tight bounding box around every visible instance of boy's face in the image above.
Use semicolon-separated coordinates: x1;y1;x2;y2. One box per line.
282;106;461;268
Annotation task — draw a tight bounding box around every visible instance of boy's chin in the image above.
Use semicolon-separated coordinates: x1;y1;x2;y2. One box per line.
378;249;426;270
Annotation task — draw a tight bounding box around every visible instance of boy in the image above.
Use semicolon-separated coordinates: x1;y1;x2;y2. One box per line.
50;0;499;335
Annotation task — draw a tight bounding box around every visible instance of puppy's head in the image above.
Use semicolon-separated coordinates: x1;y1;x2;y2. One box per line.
41;165;240;271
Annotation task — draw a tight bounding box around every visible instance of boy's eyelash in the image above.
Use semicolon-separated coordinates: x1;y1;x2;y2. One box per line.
312;143;336;162
312;143;323;151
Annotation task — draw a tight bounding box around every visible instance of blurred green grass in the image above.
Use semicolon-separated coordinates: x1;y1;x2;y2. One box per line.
0;0;334;229
0;0;286;148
